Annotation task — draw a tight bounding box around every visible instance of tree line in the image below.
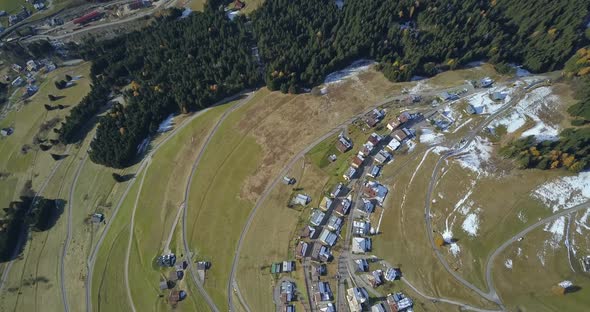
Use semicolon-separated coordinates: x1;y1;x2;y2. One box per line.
57;0;589;167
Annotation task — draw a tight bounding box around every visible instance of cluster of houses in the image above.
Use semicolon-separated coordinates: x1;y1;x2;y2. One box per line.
278;280;296;311
9;59;56;99
157;256;189;306
271;261;295;274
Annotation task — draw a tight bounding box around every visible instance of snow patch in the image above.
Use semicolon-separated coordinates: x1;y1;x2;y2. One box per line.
324;59;374;85
419;128;444;145
493;111;526;133
432;146;450;155
449;243;461;257
532;172;590;212
454;136;493;175
517;247;522;256
504;259;513;269
157;114;175;133
517;211;527;223
462;213;479;237
543;216;566;249
226;10;239;21
575;209;590;234
406;139;416;152
452;118;473;134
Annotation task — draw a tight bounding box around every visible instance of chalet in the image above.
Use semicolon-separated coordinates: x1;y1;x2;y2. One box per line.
358;198;375;213
439;91;459;102
159;280;169;290
351;155;365;168
353;220;370;236
467;104;483;114
387;120;400;131
158;253;176;267
33;2;46;10
26;60;38;72
363;181;388;206
359;143;374;157
326;215;343;232
371;303;386;312
369;270;383;287
365;109;385;127
392;129;408;142
25;84;39;97
310;209;326;226
343;166;356;181
271;263;282;274
333;198;351;216
386;139;401;151
336;136;353;153
351;287;369;304
491;91;507;101
318;228;338;246
352;237;371;254
367;165;381;178
367;133;383;146
319;197;333;211
296;241;309;259
397;112;412;124
318;303;335;312
294;194;311;206
384;267;401;281
480;77;494;88
355;259;369;272
300;225;318;239
283;176;296;185
315;281;333;302
11;64;22;73
280;280;295;303
11;76;24;87
168;270;179;282
387;292;414;311
90;213;105;223
310;243;332;262
374;150;392;164
330;183;344;198
283;261;295;272
346;287;364;312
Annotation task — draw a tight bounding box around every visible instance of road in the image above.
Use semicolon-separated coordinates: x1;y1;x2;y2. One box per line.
484;201;590;301
123;157;151;312
85;90;252;312
60;154;89;312
0;145;72;291
180;91;257;312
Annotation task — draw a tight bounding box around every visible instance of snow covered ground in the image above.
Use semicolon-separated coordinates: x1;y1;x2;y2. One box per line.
544;216;566;249
323;59;374;85
532;172;590;212
454;136;493;175
492;86;560;141
157;114;175;133
504;259;513;269
419;128;444;145
462;213;479;237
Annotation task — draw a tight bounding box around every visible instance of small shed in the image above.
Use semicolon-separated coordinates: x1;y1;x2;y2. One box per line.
283;176;296;185
293;194;310;206
159;280;169;290
90;213;105;223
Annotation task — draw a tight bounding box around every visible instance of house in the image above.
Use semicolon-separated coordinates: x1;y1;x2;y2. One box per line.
343;166;356;181
386;139;401;151
271;263;282;274
384;268;401;281
196;261;210;271
326;215;343;232
0;128;14;137
329;154;337;162
392;129;408;142
318;303;335;312
371;303;386;312
280;280;295;303
11;64;22;73
310;209;326;226
352;237;371;253
318;228;338;246
359;143;374;157
480;77;494;88
367;165;381;178
336;136;353;153
282;261;295;272
315;281;333;302
310;243;332;262
26;60;38;72
175;260;188;271
319;197;333;211
409;94;422;103
387;120;400;131
90;213;105;223
355;259;369;272
158;254;176;267
300;225;318;239
491;91;507;101
296;241;309;259
351;154;365;168
330;183;344;198
283;176;296;185
333;198;351;216
368;270;383;287
363;181;388;206
283;305;295;312
439;91;459;102
33;2;46;10
467;104;483;114
159;280;169;290
367;133;383;146
397;112;412;124
365;109;385;127
25;84;39;97
294;194;311;206
11;76;24;87
168;270;179;282
388;292;414;311
353;220;370;236
346;287;364;312
359;198;375;213
374;150;392;164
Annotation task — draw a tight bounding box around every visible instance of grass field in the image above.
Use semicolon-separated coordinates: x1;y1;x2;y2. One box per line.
93;105;229;312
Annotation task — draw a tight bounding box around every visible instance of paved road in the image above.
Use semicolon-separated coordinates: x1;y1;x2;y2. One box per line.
180;91;256;312
60;154;89;312
0;145;72;291
484;201;590;300
123;157;152;312
85;90;251;312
